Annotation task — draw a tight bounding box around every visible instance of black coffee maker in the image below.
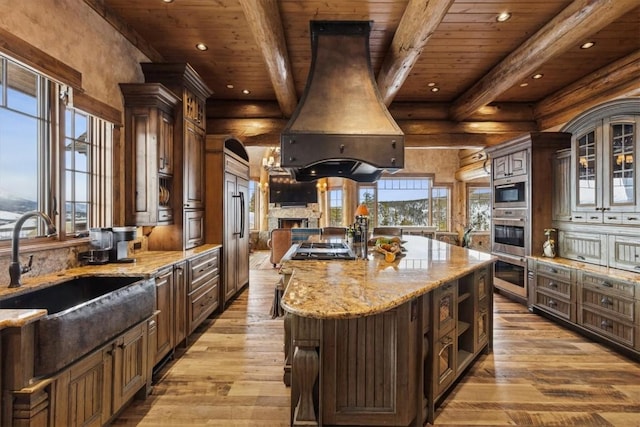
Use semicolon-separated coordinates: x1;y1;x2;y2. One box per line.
109;226;137;263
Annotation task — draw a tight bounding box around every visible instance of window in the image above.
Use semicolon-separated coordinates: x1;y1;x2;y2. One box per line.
467;185;491;231
0;54;113;242
328;187;343;226
248;180;257;230
358;176;450;230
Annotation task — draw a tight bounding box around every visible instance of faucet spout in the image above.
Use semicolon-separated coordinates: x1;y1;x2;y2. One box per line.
9;211;57;288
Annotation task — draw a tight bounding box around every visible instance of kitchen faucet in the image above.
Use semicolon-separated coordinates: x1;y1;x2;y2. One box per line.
9;211;57;288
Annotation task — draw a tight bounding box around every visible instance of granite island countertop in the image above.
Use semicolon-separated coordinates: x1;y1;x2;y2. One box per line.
280;235;496;319
0;243;221;328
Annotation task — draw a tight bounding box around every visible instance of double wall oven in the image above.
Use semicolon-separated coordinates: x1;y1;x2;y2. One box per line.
491;208;528;298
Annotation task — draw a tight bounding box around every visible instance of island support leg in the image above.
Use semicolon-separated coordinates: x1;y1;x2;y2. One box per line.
291;315;321;426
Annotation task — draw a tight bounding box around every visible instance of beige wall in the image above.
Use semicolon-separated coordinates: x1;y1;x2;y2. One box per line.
0;0;148;110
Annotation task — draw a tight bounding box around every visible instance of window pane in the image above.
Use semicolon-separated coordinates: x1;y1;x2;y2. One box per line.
432;187;450;231
577;130;596;206
468;186;491;231
6;62;38;115
610;123;634;205
329;188;343;226
75;142;89;172
75;172;89;202
376;178;430;226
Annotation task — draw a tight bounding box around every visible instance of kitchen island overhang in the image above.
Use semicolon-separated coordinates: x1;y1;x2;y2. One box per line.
279;235;496;426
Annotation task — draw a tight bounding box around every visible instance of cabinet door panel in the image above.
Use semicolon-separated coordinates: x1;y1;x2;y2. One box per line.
112;323;148;413
183;122;204;209
154;268;174;365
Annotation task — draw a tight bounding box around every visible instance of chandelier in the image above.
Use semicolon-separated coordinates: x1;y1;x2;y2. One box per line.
262;147;282;172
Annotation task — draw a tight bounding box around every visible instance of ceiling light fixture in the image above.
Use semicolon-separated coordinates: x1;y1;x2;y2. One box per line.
496;12;511;22
427;82;437;87
520;82;529;87
242;89;251;94
581;41;595;49
226;84;234;89
430;87;440;93
162;0;174;3
532;73;543;79
195;43;208;51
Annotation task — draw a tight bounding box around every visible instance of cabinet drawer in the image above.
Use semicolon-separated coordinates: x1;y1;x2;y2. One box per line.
158;207;173;223
536;275;572;298
189;250;220;290
536;262;571;281
581;272;635;299
580;287;635;323
558;231;606;264
188;276;219;332
579;307;635;348
534;291;572;321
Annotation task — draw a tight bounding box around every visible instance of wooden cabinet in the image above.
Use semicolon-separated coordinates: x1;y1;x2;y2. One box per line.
487;132;572;302
558;230;607;265
153;267;174;365
425;266;493;424
205;136;250;310
530;257;640;357
187;248;220;334
141;63;213;250
173;261;187;346
53;319;149;426
183;122;204;209
571;115;639;223
552;148;572;222
492;149;528;180
530;259;576;322
608;235;640;272
120;83;180;226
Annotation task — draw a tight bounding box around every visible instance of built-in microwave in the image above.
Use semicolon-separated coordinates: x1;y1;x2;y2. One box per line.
493;176;527;209
493;253;527;299
492;215;526;257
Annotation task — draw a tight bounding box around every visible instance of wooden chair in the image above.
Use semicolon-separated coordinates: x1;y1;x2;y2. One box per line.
372;227;402;237
267;228;292;267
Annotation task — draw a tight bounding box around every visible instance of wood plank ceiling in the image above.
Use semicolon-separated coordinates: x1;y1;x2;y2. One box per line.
91;0;639;149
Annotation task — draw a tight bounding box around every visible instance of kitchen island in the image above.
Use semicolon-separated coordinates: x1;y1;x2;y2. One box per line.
280;235;496;426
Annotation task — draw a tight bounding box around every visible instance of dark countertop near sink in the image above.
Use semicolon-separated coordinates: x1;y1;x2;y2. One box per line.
0;243;221;329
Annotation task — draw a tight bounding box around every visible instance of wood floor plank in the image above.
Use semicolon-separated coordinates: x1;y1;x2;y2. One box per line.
113;251;640;426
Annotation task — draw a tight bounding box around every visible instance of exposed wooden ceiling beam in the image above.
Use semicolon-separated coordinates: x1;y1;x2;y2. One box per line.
239;0;297;117
449;0;640;122
535;50;640;129
376;0;456;106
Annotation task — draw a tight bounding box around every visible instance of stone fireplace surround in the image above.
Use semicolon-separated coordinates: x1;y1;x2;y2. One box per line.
267;204;321;231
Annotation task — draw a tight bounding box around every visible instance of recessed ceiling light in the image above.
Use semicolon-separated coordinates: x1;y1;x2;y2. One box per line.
496;12;511;22
430;87;439;93
242;89;251;95
195;43;208;51
580;41;595;49
520;82;529;87
427;82;437;87
162;0;174;3
226;84;234;89
532;73;543;79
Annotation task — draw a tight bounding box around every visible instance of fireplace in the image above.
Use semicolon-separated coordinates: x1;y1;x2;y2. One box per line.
268;204;321;231
279;218;309;229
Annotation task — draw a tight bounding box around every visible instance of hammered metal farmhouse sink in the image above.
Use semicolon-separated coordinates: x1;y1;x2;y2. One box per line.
0;276;155;376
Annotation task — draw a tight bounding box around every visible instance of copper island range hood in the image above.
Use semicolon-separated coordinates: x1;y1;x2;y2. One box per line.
280;21;404;183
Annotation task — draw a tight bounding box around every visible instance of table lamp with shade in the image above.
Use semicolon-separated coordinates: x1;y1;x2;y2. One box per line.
355;203;369;258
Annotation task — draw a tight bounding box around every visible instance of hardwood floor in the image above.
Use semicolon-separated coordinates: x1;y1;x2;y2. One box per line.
114;251;640;426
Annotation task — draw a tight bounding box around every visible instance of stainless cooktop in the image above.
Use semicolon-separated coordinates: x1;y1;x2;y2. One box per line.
291;242;356;260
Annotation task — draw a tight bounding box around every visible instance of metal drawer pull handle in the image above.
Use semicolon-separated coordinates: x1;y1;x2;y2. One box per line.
577;255;585;260
627;217;638;221
607;216;617;220
601;281;613;287
548;299;556;307
551;268;558;273
600;320;612;329
549;282;558;288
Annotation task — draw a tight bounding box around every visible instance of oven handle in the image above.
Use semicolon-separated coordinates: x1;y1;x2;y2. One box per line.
495;253;527;266
495;183;519;189
493;216;525;222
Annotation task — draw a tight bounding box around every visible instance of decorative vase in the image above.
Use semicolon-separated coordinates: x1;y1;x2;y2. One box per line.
543;228;556;258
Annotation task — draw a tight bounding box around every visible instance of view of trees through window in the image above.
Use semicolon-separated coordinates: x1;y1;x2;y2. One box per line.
358;177;450;230
328;188;343;226
467;186;491;231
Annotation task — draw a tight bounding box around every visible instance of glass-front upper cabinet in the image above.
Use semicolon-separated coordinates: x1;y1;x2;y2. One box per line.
608;121;635;207
572;114;639;223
